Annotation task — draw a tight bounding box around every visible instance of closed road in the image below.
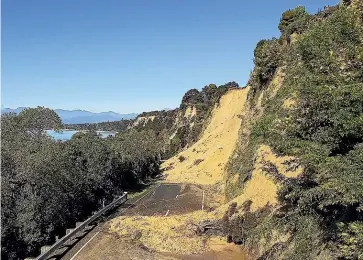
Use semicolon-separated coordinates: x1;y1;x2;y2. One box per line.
59;183;204;260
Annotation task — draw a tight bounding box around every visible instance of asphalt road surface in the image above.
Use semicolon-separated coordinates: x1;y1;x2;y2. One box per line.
58;183;203;260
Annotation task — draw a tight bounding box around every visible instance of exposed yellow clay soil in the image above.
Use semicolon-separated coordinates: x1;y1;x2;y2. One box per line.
257;144;303;178
161;238;249;260
162;88;249;185
184;106;197;119
109;210;222;255
132;116;156;127
223;144;303;212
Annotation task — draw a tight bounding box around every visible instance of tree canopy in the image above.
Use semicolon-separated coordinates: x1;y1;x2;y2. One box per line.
1;108;162;259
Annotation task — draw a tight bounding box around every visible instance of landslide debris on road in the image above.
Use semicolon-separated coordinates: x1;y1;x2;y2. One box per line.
122;184;204;216
107;143;303;257
105;87;305;258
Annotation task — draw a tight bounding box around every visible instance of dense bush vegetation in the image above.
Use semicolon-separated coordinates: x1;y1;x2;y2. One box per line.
249;38;285;93
231;2;363;259
181;82;239;109
65;119;132;132
278;6;311;35
1;108;162;259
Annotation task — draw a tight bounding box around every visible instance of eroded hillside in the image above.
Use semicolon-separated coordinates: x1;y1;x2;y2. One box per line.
107;86;305;259
162;88;249;185
109;88;255;258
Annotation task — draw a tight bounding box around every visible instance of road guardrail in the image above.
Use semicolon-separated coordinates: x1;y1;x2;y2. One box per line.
25;192;128;260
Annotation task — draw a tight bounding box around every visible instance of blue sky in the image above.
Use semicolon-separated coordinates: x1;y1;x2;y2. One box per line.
2;0;338;113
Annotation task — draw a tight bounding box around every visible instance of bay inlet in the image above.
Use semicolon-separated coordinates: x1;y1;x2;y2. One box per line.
46;130;117;141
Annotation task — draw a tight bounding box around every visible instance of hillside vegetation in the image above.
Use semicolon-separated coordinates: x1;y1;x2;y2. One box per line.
224;1;363;259
65;119;132;132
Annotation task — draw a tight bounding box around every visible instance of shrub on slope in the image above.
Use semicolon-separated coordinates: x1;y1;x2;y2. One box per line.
229;3;363;259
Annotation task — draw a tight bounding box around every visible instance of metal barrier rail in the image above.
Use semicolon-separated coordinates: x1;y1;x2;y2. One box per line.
27;192;128;260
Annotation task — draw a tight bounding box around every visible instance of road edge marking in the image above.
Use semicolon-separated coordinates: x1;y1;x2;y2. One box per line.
164;210;170;217
69;231;100;260
122;183;161;212
68;183;161;259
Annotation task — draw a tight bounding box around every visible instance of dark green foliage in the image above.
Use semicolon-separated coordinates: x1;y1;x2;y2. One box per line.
281;215;325;260
181;89;204;108
1;79;235;258
342;0;352;6
289;84;363;155
133;110;177;136
1;108;162;259
234;4;363;259
279;7;362;259
181;82;238;109
296;9;362;81
278;6;310;35
337;221;363;259
316;5;339;19
18;107;63;132
223;203;273;245
66;119;132;132
249;39;285;97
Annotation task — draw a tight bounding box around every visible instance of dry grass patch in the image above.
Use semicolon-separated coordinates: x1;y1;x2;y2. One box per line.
282;98;297;109
109;210;223;254
132;116;156;127
270;67;285;98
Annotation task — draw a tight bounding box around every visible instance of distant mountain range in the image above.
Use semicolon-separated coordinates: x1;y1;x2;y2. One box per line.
1;107;138;124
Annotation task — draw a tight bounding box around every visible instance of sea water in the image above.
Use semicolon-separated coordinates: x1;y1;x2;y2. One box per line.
46;130;116;141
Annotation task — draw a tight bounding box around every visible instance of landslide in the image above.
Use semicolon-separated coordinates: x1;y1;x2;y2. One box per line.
162;88;249;186
108;88;254;257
